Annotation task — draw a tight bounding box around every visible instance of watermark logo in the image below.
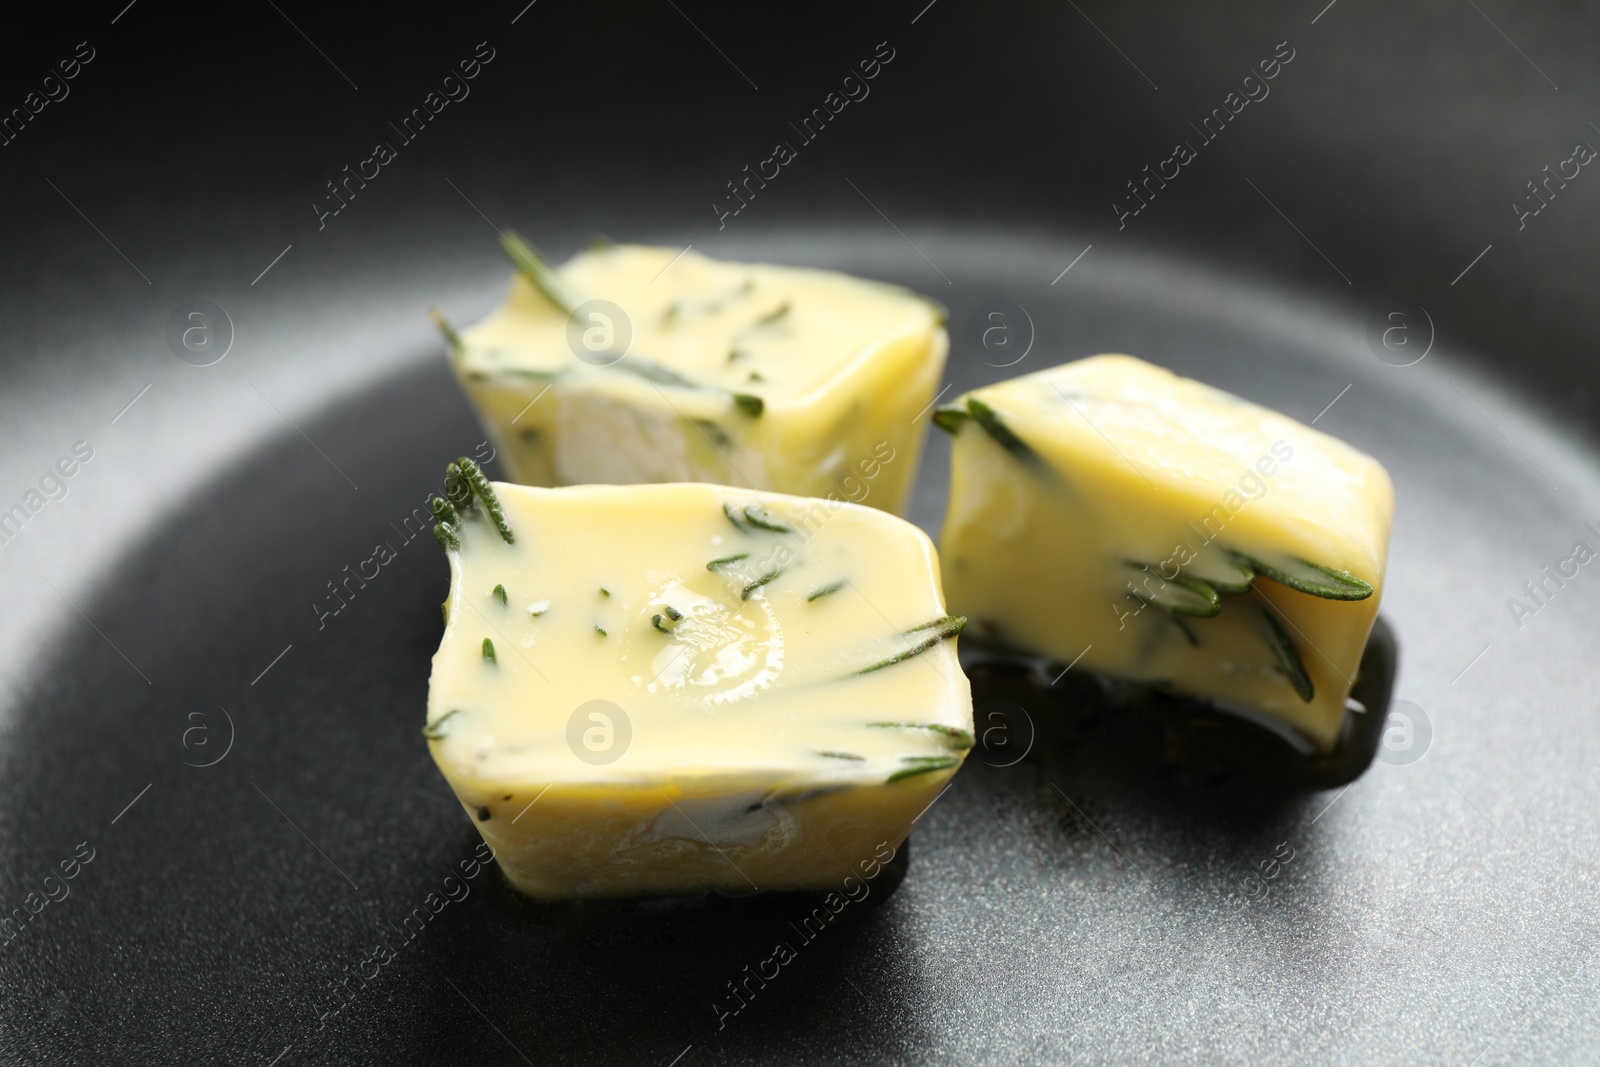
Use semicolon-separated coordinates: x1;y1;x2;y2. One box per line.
566;300;631;367
1365;305;1433;367
975;699;1035;768
1377;699;1432;766
960;300;1033;368
181;707;235;768
1239;840;1297;902
166;299;233;366
566;699;631;765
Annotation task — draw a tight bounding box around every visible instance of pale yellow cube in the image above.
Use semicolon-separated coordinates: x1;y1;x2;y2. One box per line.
424;466;971;898
445;241;947;515
937;355;1394;750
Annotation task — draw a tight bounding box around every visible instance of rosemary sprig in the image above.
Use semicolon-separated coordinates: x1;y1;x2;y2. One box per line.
741;504;792;533
651;614;673;634
707;553;749;571
965;397;1037;461
693;419;733;449
499;230;579;314
752;301;789;326
448;456;513;545
886;755;960;783
723;502;749;532
855;615;967;675
931;403;969;434
661;278;755;323
663;605;682;621
431;497;461;549
741;568;782;600
808;579;845;602
482;638;496;663
1227;550;1373;601
905;616;965;634
1196;555;1255;594
1124;563;1221;617
422;709;460;740
1260;607;1314;702
604;353;763;416
492;584;507;604
428;306;462;350
867;722;975;749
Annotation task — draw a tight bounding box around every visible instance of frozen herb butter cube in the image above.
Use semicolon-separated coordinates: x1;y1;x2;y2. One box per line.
442;238;946;514
424;461;971;899
936;355;1393;751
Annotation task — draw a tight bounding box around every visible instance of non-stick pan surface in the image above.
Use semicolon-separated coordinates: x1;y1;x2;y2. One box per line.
3;3;1598;1064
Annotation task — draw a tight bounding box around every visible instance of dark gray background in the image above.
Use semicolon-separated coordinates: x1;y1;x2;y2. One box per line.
2;1;1598;1064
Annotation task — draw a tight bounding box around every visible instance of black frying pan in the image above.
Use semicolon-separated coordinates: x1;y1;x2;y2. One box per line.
3;2;1597;1063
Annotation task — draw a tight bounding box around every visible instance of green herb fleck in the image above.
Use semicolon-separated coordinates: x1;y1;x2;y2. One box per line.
499;230;578;314
652;614;673;634
428;307;462;350
664;605;683;621
1196;555;1255;594
594;625;608;637
1227;550;1373;601
887;755;960;783
741;569;782;600
1261;608;1314;702
481;638;496;663
755;301;790;325
742;504;791;533
818;750;865;761
422;709;460;740
867;722;975;750
707;553;749;571
691;419;733;450
732;393;764;417
855;615;967;675
492;584;507;604
1124;564;1221;618
600;587;611;598
748;371;766;382
661;278;755;323
723;502;749;532
808;580;845;602
931;404;969;434
449;456;514;545
965;397;1036;461
431;497;461;551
